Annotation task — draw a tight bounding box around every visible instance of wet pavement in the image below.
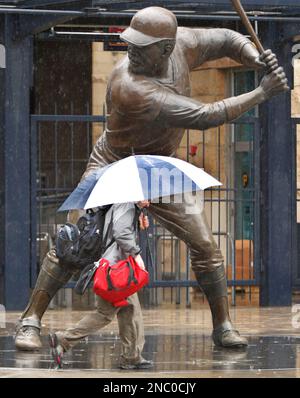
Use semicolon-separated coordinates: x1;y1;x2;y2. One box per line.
1;306;300;377
1;333;300;375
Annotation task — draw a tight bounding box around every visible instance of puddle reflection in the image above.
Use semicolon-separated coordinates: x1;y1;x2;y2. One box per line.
1;334;300;372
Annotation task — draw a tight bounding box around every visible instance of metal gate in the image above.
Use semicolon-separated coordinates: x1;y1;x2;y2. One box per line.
143;117;261;306
31;112;261;307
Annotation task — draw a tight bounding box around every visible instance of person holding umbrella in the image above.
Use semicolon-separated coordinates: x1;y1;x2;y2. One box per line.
16;6;288;351
49;200;152;370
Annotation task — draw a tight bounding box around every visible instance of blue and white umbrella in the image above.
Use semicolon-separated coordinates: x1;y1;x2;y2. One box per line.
58;155;222;211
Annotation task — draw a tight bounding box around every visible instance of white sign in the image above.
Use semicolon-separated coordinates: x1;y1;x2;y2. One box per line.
0;44;5;68
292;304;300;329
0;304;5;329
292;43;300;67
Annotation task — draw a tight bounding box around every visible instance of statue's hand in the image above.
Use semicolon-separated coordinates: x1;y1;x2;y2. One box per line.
260;66;289;100
241;46;279;72
259;49;279;73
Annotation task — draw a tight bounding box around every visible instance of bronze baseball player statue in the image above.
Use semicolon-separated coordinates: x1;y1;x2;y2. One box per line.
15;7;288;351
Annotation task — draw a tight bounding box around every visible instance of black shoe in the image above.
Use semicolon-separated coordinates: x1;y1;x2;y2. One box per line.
49;333;64;369
120;358;153;370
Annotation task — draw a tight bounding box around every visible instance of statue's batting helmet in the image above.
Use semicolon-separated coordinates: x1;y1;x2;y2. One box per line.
120;7;177;47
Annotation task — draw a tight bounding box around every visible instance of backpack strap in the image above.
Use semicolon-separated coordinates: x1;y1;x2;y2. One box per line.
74;262;99;295
101;206;115;255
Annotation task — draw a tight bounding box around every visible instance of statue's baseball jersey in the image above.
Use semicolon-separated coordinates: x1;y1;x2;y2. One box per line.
87;27;250;172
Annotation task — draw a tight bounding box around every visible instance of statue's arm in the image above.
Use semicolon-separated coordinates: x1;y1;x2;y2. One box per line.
180;27;265;70
159;67;288;130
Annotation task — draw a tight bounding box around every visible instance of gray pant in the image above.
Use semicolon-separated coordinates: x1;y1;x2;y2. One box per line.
56;293;145;365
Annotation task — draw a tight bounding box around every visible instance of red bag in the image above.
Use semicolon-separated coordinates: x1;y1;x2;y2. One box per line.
93;256;149;307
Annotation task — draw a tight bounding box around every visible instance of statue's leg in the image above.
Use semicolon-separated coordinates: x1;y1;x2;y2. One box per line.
15;208;82;351
191;253;247;347
15;152;112;351
15;249;75;350
149;192;247;348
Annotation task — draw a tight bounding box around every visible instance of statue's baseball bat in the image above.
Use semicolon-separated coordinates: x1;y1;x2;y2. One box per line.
230;0;264;54
231;0;289;89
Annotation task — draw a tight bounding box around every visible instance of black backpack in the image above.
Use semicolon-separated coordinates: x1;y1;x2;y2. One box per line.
56;205;112;270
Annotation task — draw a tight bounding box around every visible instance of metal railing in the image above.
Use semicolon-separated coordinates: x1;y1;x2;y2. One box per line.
31;112;260;307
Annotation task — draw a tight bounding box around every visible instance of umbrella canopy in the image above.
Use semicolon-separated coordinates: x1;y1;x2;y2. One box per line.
58;155;222;211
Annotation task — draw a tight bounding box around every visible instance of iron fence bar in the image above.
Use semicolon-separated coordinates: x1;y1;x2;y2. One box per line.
153;220;158;305
233;122;237;302
210;183;213;231
54;104;59;234
241;201;244;281
227;231;236;306
254;118;261;283
218;126;221;249
175;239;180;305
86;103;91;160
31;114;106;122
232;116;260;124
64;279;258;289
203;199;256;203
2;7;300;22
292;119;300;288
30;118;38;288
70;102;75;185
163;225;166;304
186;246;191;308
249;137;255;302
37;191;258;199
186;129;190;307
225;174;229;301
39;159;88;163
227;123;234;303
148;280;258;287
202;129;205;169
249;125;255;302
37;112;43;279
171;229;174;303
37;188;72;192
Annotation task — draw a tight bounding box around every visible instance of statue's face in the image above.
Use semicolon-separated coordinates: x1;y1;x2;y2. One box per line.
127;42;168;76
